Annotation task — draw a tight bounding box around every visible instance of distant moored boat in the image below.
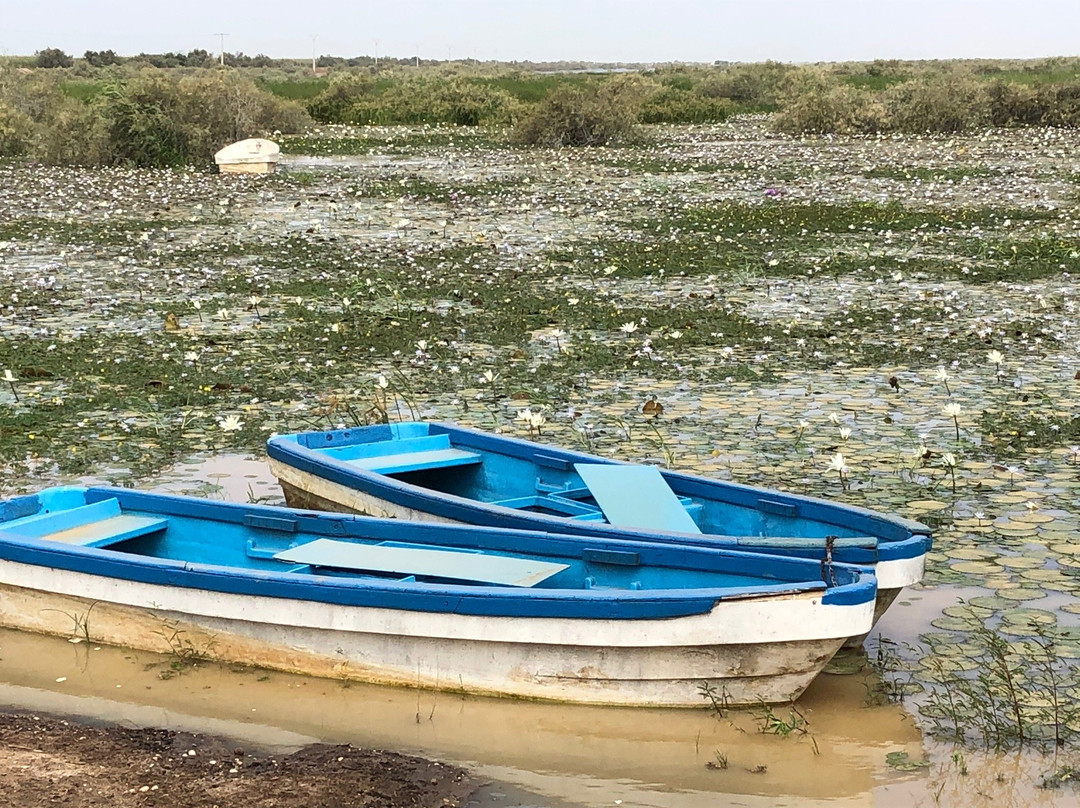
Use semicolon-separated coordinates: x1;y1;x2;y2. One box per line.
214;138;280;174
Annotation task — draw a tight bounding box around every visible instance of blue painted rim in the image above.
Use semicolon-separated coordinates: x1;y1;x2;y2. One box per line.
0;487;877;619
267;422;932;566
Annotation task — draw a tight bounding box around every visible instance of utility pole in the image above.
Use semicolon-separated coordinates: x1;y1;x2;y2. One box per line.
374;39;379;69
311;34;318;74
214;33;228;66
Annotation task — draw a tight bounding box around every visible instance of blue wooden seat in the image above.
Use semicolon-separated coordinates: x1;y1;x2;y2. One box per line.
273;538;568;587
0;498;168;548
317;434;482;475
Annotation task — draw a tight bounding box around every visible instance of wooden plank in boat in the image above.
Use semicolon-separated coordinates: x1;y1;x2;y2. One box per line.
274;539;568;587
344;447;482;474
0;498;168;547
574;464;702;534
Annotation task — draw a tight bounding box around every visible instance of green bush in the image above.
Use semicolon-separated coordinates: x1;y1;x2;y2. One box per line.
36;48;73;69
313;76;519;126
306;74;378;122
884;73;988;133
512;79;644;146
698;62;792;107
0;70;310;166
0;74;98;161
773;70;884;134
984;80;1046;126
0;102;35;156
95;72;310;167
640;87;731;123
1040;81;1080;127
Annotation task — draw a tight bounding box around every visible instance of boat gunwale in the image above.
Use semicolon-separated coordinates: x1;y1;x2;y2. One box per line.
267;423;932;564
0;487;878;620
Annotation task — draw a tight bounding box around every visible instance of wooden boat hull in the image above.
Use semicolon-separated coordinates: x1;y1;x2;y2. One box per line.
0;565;860;706
0;487;876;707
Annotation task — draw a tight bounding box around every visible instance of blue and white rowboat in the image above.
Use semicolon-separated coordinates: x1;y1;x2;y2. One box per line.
267;421;931;639
0;486;875;707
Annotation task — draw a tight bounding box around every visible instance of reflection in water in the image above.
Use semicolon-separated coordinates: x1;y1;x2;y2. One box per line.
0;628;919;807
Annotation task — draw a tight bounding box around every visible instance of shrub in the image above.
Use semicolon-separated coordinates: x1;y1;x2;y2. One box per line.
0;70;310;166
307;74;378;123
985;80;1046;126
773;70;884;134
35;48;73;69
884;73;988;133
95;72;311;167
0;73;98;161
512;78;646;146
0;102;35;157
315;76;519;126
639;87;732;124
1041;81;1080;127
84;50;123;68
698;62;792;107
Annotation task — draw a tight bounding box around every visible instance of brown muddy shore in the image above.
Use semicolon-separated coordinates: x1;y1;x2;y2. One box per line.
0;711;479;808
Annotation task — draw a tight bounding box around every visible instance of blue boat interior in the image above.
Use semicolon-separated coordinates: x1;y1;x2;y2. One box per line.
281;423;919;562
0;487;864;599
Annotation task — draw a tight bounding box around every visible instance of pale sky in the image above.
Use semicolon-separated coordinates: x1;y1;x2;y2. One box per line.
0;1;1076;64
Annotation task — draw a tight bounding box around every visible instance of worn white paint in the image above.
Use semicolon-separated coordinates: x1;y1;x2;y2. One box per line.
0;558;872;707
214;138;280;174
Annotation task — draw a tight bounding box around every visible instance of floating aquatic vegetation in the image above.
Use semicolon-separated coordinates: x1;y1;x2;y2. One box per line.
3;121;1080;749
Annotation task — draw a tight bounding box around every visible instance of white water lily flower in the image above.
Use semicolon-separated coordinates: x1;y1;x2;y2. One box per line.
826;453;849;474
838;427;852;441
218;415;243;432
943;402;963;418
987;349;1005;366
934;367;950;382
2;370;14;383
620;322;639;334
942;452;957;468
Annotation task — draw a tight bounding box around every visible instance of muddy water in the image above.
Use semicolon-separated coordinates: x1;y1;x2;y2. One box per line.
1;455;1076;807
0;627;917;807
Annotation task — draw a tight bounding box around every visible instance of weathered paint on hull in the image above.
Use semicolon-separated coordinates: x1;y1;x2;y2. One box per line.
274;463;907;645
0;558;866;707
217;161;276;174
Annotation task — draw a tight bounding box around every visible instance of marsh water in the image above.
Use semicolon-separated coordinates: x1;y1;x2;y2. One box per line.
5;118;1080;805
0;454;1075;808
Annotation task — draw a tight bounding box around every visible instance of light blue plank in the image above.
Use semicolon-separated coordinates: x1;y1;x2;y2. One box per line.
0;497;168;548
0;499;121;536
274;539;568;587
574;464;702;534
345;447;482;475
319;434;451;462
43;514;169;547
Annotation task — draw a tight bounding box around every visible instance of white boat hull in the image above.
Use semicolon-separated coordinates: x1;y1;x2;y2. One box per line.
0;557;871;707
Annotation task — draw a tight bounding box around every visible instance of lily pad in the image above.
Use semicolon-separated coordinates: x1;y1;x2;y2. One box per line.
886;751;931;771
